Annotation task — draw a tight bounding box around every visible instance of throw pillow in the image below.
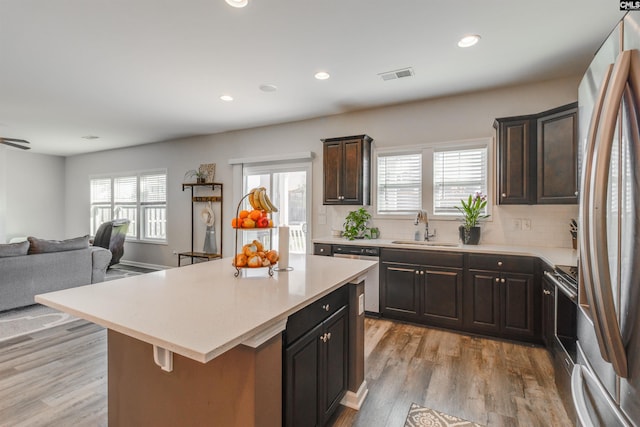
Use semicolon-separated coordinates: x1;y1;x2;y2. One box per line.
28;235;90;254
0;240;30;257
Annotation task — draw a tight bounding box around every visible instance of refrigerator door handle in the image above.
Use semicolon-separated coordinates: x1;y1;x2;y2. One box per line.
571;365;597;427
589;49;640;378
572;364;633;427
579;62;613;360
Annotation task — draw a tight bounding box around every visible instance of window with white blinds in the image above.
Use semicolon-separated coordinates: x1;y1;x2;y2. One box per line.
90;171;167;242
433;147;488;215
377;153;422;214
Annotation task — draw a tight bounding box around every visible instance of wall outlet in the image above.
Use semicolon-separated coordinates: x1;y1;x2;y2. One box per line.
172;249;178;255
513;219;522;230
522;219;532;231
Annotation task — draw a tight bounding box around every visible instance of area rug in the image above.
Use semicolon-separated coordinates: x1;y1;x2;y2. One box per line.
404;403;483;427
0;264;157;342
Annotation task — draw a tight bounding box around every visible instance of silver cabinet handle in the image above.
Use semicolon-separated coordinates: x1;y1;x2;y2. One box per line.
501;193;506;198
543;289;551;295
420;271;424;275
322;304;330;311
327;332;331;340
415;271;419;275
575;191;579;196
495;278;500;282
497;261;503;267
501;278;505;283
319;248;324;252
320;334;326;343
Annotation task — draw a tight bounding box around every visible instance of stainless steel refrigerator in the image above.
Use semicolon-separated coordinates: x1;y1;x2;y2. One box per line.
573;10;640;426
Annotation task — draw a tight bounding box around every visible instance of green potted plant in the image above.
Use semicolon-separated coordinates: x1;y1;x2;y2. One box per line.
343;207;372;240
455;192;489;245
184;169;207;184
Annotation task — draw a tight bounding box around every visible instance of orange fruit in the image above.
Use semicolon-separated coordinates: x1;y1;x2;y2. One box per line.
268;219;274;227
249;210;262;221
239;210;250;219
231;218;241;228
243;218;256;228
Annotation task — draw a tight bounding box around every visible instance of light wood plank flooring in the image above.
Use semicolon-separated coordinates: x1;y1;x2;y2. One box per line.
0;317;570;426
330;318;571;427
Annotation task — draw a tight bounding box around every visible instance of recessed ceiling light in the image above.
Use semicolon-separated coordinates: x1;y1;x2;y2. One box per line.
259;84;278;92
220;95;234;101
458;35;481;48
314;71;331;80
81;135;100;140
225;0;248;8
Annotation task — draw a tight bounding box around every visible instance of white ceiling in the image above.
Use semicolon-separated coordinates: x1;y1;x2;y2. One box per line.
0;1;625;156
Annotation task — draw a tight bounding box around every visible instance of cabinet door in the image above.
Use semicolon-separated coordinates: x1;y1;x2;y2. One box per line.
319;306;349;425
537;105;578;204
323;142;342;204
341;139;364;204
381;263;420;320
542;276;556;347
421;267;463;328
464;271;500;334
285;323;322;427
501;272;536;339
497;118;534;204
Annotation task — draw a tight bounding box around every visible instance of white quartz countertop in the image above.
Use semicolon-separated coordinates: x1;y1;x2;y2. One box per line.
313;237;577;268
36;254;377;364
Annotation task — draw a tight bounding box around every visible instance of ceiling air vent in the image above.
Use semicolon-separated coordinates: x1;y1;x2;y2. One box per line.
379;67;414;81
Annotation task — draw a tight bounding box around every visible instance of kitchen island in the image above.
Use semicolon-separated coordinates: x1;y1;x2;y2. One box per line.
36;254;376;426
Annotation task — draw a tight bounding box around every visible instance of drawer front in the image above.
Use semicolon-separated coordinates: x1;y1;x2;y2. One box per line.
285;285;348;346
380;248;463;268
468;253;535;274
314;243;333;256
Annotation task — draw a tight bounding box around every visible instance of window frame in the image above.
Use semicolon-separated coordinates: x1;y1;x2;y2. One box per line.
89;169;168;244
373;138;493;221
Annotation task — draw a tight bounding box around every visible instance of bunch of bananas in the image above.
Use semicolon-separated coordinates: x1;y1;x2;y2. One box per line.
248;187;278;213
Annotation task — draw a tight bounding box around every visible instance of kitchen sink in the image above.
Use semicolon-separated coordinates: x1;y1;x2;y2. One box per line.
390;240;459;247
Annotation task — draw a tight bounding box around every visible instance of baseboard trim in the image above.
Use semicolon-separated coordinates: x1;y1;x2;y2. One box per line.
117;260;169;271
340;380;368;410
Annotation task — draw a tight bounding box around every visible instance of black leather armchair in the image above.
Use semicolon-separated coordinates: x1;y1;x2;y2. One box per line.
93;219;130;267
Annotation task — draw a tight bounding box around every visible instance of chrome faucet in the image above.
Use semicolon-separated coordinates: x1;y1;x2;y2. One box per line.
415;210;436;241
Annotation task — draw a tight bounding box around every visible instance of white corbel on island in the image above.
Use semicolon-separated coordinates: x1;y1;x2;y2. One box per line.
36;254;377;427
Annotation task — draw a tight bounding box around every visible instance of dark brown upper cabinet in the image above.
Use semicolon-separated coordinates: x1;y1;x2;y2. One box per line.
495;118;535;204
537;105;578;204
322;134;372;205
494;102;578;205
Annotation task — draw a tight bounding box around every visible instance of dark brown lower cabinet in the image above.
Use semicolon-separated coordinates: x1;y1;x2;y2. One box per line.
285;305;348;427
464;270;537;342
380;252;463;329
541;275;556;347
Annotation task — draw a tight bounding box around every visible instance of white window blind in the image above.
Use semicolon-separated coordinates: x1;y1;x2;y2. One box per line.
377;153;422;214
433;147;487;215
141;174;167;203
114;176;137;203
90;178;111;204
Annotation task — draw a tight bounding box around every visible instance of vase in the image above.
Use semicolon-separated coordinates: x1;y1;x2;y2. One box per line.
459;225;481;245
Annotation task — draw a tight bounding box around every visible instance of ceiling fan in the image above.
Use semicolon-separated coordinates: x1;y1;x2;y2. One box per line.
0;137;30;150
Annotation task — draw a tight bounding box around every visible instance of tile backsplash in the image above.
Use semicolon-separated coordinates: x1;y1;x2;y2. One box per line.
321;204;579;248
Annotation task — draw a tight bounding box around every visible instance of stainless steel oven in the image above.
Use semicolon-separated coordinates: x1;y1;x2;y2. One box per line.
544;265;578;363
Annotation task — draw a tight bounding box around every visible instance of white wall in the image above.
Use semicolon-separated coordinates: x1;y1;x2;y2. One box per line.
4;149;66;241
0;146;6;242
65;75;581;266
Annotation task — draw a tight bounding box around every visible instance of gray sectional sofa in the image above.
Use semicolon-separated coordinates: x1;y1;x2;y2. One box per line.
0;236;112;312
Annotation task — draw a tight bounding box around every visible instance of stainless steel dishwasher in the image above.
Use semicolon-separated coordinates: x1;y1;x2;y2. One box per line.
332;245;380;315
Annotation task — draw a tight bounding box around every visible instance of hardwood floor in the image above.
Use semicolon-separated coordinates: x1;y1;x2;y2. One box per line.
330;318;571;427
0;320;107;427
0;317;570;426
